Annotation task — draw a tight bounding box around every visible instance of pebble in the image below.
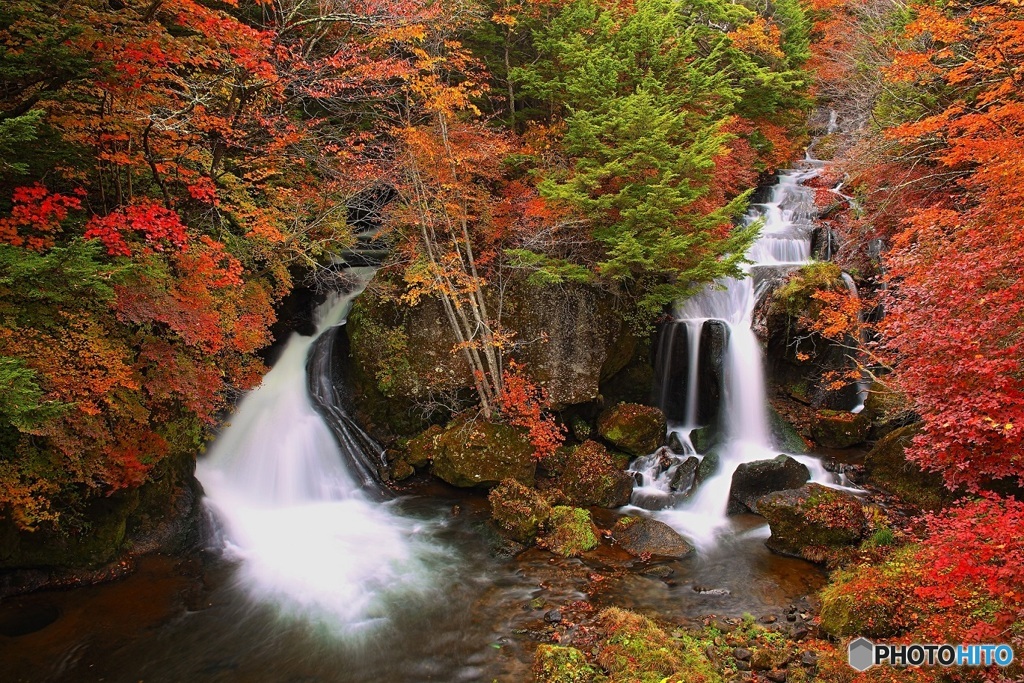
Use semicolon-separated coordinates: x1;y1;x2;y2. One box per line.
735;660;751;671
766;670;787;683
791;624;810;641
786;613;797;622
801;651;819;667
733;647;752;661
544;609;562;624
759;614;777;624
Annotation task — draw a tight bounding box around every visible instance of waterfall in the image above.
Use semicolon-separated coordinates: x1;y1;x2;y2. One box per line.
634;161;839;551
198;270;442;632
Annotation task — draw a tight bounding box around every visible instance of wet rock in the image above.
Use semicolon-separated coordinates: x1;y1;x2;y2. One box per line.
611;517;694;558
734;648;752;661
727;455;810;514
696;450;721;484
693;586;731;596
768;406;808;454
411;416;536;488
758;484;868;563
698;321;729;426
863;423;953;510
556;440;633;508
736;660;751;671
488;479;551;544
641;565;675;579
801;651;818;667
811;409;870;448
791;624;810;641
766;669;788;682
669;456;700;493
597;403;667;456
545;609;564;624
759;614;778;624
667;431;686;453
542;507;599;558
690;425;718;453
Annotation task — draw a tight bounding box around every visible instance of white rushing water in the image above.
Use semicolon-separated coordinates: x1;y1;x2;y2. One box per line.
198;273;444;633
633;160;845;551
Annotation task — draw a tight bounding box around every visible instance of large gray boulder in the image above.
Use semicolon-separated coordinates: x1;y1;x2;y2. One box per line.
611;517;694;558
728;454;810;514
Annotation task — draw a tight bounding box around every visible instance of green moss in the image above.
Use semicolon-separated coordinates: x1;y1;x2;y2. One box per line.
556;441;633;508
489;479;551;544
819;545;922;638
533;645;603;683
772;262;844;318
543;506;599;557
412;416;536;488
597;403;666;456
595;608;723;683
863;423;953;510
811;409;870;448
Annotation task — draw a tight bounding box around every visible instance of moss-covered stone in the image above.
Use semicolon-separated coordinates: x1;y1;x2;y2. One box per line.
488;479;552;544
533;645;603;683
768;406;809;454
728;455;810;514
819;545;923;638
758;484;867;562
611;516;694;558
542;506;599;557
556;441;633;508
597;403;666;456
595;608;722;683
863;423;952;510
696;450;720;484
811;409;869;449
407;416;536;488
0;450;200;572
689;425;717;453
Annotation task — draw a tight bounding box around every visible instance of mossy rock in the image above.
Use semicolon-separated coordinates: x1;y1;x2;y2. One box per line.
542;506;599;557
556;441;633;508
758;483;867;562
488;479;551;544
727;455;810;514
696;450;720;484
595;608;722;683
611;516;693;558
819;545;923;638
410;416;536;488
811;409;870;449
533;645;604;683
597;403;667;456
767;406;808;454
689;425;718;453
863;423;953;510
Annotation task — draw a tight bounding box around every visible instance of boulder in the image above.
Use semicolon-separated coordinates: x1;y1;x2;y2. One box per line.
811;410;870;449
597;403;667;456
696;450;721;484
611;517;694;558
758;484;868;562
689;425;718;453
863;423;952;510
669;456;700;494
488;479;552;544
728;455;810;514
542;506;599;557
768;406;808;454
556;440;634;508
407;416;536;488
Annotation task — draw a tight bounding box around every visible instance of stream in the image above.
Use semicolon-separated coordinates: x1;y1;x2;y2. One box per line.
0;153;853;683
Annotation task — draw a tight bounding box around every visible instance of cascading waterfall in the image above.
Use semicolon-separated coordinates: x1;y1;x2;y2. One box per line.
633;157;840;551
198;270;444;633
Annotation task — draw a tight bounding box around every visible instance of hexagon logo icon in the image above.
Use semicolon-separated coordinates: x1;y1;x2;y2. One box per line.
848;637;875;671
